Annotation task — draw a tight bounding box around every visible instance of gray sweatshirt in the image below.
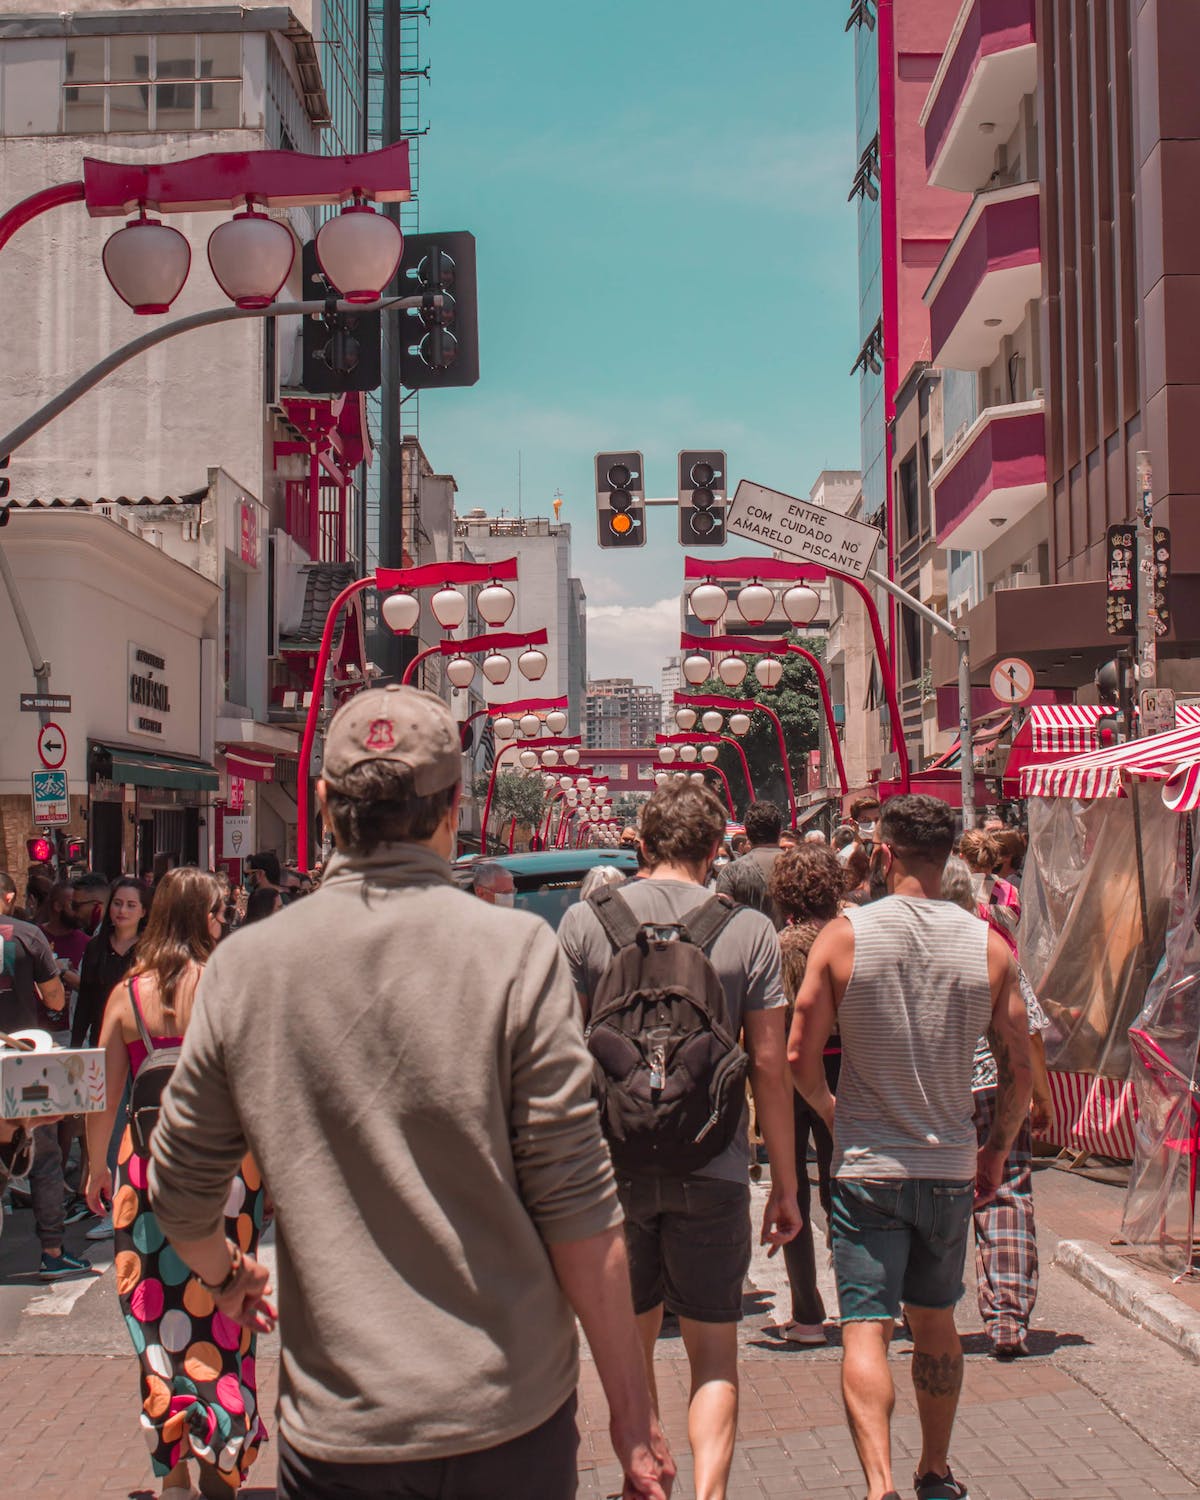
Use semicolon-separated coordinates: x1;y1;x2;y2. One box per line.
149;842;621;1464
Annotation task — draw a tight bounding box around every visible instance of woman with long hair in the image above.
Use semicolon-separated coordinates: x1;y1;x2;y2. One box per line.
84;868;266;1500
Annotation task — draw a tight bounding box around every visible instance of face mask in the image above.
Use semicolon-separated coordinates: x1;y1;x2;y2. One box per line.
494;891;515;908
858;820;876;838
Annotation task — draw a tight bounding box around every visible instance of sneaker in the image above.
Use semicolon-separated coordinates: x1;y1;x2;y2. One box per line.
63;1197;94;1226
85;1214;114;1242
914;1468;968;1500
993;1337;1028;1361
775;1320;827;1345
38;1249;93;1281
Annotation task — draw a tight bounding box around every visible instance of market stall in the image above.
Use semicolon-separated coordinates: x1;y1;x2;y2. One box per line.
1017;720;1200;1159
1002;701;1200;797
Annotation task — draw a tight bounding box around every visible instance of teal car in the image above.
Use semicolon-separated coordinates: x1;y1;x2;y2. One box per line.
453;849;637;929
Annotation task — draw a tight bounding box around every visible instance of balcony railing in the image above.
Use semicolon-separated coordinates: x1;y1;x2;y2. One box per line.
285;479;348;564
925;181;1040;372
931;399;1046;551
921;0;1037;192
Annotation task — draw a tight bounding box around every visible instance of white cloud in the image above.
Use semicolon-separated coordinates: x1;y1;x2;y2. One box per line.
587;595;681;687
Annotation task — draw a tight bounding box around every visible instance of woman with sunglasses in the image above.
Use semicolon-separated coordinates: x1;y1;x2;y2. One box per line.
85;868;267;1500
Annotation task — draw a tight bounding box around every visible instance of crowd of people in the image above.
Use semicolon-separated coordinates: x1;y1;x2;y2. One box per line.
0;682;1049;1500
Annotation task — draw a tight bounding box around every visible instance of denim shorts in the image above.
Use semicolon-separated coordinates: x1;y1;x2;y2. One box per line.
616;1173;752;1323
830;1177;974;1323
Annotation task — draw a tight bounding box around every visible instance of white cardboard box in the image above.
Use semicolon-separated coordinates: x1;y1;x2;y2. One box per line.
0;1036;106;1119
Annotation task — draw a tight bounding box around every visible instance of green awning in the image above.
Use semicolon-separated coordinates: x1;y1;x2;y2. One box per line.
92;744;219;792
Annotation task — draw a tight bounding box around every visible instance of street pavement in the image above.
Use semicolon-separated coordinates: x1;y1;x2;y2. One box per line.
3;1162;1199;1499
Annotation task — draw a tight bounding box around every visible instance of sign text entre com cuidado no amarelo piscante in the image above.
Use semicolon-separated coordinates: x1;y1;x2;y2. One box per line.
725;480;881;579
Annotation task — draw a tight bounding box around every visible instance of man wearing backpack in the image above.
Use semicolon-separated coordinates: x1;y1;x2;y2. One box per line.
715;799;786;928
559;779;800;1500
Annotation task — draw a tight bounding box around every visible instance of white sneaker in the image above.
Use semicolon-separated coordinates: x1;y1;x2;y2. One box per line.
85;1214;113;1241
777;1320;827;1345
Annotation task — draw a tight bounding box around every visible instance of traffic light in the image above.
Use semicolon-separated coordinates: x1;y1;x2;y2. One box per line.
397;231;479;389
58;834;86;864
678;450;727;545
301;241;382;394
26;836;53;864
595;452;645;548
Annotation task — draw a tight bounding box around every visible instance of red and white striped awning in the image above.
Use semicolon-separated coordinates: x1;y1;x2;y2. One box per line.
1019;718;1200;800
1004;701;1200;796
219;747;275;783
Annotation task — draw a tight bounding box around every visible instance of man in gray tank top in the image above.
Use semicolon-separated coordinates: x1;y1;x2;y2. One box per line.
788;795;1032;1500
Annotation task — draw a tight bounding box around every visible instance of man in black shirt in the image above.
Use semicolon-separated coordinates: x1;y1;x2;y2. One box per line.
716;799;786;929
0;873;92;1280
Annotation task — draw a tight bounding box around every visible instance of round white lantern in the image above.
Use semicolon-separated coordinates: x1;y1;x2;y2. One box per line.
559;775;574;789
658;745;678;764
519;713;541;737
679;744;699;764
518;648;548;682
382;590;420;635
701;710;724;734
736;582;775;625
575;777;590;789
688;582;728;624
541;749;560;767
477;582;516;627
700;744;720;763
717;655;748;687
430;586;467;630
102;216;191;315
683;654;712;686
519;750;539;769
755;657;783;689
314;204;403;304
545;710;568;734
729;712;752;736
207;209;295;309
492;716;516;740
483;654;511;685
562;748;581;766
446;656;475;688
655;771;669;785
781;583;821;626
675;707;698;732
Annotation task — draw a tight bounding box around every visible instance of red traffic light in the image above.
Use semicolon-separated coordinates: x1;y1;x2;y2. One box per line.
26;837;53;863
60;837;86;863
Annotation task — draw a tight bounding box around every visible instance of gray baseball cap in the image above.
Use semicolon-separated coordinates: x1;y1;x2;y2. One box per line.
321;684;461;795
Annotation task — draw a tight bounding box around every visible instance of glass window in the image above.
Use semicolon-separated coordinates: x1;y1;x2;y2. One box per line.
200;82;241;129
108;85;150;132
65;38;105;82
109;36;151;82
200;35;241;80
63;88;105;132
156;35;197;80
156;82;195;130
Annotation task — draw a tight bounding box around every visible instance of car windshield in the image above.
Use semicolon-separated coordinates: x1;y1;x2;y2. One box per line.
511;871;592;929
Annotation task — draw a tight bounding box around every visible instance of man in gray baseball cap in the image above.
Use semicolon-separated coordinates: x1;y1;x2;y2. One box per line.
150;685;673;1499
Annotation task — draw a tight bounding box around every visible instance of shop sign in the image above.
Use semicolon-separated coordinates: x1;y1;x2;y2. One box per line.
31;770;69;825
127;642;171;738
239;500;260;569
1105;524;1136;636
229;775;245;813
221;814;251;859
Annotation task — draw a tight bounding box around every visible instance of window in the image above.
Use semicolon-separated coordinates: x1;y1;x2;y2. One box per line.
63;34;242;134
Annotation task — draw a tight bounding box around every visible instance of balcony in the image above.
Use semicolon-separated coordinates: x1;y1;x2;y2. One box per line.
925;182;1040;371
921;0;1037;192
931;399;1045;550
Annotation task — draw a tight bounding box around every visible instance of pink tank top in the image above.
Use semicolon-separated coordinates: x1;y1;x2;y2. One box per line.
126;976;182;1072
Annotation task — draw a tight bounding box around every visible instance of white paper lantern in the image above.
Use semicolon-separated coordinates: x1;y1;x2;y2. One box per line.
482;653;511;684
207;209;295;309
541;749;560;767
519;713;541;737
679;744;699;764
688;582;728;624
700;744;720;763
381;591;420;634
315;204;403;304
518;648;548;682
683;654;712;686
736;582;775;625
545;710;568;734
559;775;574;789
729;712;752;736
690;771;706;784
658;745;678;764
755;657;783;689
701;710;724;734
717;655;748;687
655;771;669;785
102;216;191;315
492;716;516;740
562;748;581;766
477;582;516;626
519;750;539;769
675;707;698;732
575;777;590;789
446;656;475;688
430;586;467;630
781;583;821;626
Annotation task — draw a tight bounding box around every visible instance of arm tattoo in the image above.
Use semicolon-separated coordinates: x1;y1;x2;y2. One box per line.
911;1350;964;1400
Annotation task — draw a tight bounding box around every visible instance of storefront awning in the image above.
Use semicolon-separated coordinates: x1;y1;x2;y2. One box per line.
219;747;275;782
92;744;218;792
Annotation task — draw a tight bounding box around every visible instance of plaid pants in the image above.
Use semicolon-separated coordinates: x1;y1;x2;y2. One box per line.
972;1087;1038;1346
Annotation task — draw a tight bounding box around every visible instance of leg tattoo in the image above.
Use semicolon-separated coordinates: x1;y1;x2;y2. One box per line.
911;1351;963;1399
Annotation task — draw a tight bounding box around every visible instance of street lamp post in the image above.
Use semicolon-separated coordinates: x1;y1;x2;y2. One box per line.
481;733;582;855
673;687;802;823
399;628;549;688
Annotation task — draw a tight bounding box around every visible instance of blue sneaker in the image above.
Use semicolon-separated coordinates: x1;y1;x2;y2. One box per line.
39;1249;93;1281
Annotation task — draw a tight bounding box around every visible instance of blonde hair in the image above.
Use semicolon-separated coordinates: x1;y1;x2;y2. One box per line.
958;828;1000;873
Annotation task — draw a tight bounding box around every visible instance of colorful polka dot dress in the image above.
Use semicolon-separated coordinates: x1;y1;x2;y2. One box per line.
115;1127;268;1486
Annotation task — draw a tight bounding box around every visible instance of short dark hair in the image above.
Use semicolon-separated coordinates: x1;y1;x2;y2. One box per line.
850;794;882;821
743;800;783;846
247;851;282;885
768;845;845;924
323;760;459;855
73;873;110;895
878;794;956;865
639;781;725;869
0;871;16;900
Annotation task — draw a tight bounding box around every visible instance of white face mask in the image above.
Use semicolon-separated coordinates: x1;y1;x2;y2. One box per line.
493;890;515;908
858;820;876;838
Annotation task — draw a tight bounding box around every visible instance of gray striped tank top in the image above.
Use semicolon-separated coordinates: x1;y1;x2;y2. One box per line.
833;895;992;1181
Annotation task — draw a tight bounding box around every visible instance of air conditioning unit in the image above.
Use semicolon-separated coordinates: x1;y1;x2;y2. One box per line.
141;526;164;549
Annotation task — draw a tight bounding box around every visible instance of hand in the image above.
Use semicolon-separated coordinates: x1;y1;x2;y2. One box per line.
611;1410;675;1499
85;1165;112;1217
974;1144;1005;1209
760;1183;802;1255
213;1253;278;1335
1031;1092;1053;1135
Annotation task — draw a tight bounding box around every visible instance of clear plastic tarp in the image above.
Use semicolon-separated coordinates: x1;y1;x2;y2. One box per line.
1020;788;1175;1079
1122;815;1200;1274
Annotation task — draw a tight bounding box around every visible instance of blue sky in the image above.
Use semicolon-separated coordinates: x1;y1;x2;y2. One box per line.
417;0;860;684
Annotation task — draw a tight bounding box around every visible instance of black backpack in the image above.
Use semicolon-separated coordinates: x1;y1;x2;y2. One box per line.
584;887;749;1177
127;980;183;1157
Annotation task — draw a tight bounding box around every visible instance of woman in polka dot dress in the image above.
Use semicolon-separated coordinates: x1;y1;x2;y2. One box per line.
86;868;267;1500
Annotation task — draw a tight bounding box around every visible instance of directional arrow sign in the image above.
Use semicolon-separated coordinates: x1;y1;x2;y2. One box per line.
37;721;67;770
725;480;881;578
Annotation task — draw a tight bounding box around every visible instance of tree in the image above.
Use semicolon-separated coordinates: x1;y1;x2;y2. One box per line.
692;633;825;819
472;771;548;836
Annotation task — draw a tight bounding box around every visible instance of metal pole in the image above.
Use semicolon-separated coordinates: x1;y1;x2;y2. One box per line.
1134;451;1157;702
0;536;50;689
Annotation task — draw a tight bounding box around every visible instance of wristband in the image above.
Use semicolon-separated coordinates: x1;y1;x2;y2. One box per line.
196;1240;244;1296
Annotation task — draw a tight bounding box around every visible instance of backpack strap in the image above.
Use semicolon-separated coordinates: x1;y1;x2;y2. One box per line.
682;893;740;952
588;885;642;953
126;976;154;1055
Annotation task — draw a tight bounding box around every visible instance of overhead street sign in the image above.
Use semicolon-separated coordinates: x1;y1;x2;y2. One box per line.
725;480;881;578
20;693;71;713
